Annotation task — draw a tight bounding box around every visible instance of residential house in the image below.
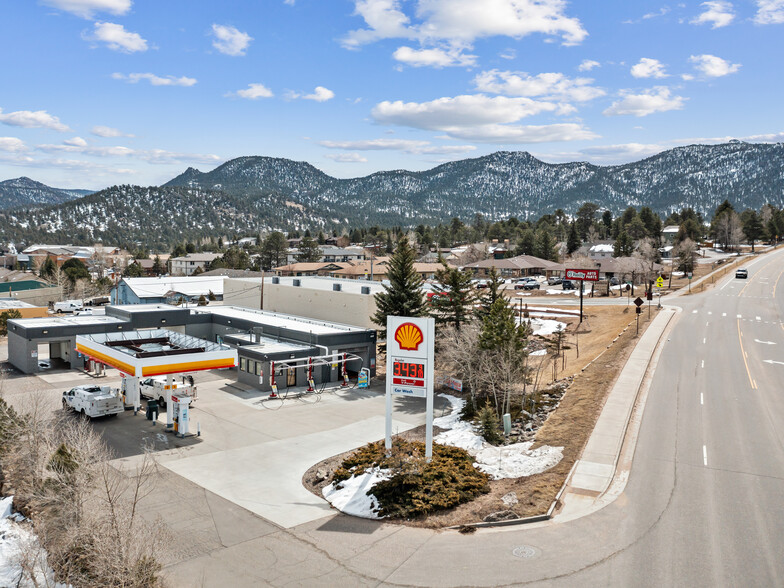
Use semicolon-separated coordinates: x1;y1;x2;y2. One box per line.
273;262;351;277
111;276;225;305
662;225;680;243
169;253;221;276
464;254;564;279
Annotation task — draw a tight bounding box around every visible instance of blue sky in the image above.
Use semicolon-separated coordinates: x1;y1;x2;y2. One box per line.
1;0;782;189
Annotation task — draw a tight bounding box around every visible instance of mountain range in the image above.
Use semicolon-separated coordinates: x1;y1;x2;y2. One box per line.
0;141;782;249
0;177;92;209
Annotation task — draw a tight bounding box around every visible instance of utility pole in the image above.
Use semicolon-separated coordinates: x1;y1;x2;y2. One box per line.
260;269;264;310
579;279;584;323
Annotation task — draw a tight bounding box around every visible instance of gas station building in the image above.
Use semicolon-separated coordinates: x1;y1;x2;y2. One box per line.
7;304;377;391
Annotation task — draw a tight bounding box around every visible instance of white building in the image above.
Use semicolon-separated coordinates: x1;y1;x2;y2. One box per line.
169;253;221;276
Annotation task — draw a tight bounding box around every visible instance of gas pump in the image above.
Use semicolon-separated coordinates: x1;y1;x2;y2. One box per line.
121;374;141;414
269;361;278;398
307;357;315;392
171;394;192;438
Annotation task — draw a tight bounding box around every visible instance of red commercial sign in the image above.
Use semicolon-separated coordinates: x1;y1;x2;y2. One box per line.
565;268;599;281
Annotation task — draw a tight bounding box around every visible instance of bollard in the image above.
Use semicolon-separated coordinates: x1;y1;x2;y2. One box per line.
503;413;512;436
197;422;201;437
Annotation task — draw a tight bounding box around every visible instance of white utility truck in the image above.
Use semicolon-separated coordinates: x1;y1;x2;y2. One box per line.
62;385;123;418
137;376;197;407
54;300;84;313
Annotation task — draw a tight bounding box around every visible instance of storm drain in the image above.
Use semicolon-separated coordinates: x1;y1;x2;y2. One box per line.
512;545;539;559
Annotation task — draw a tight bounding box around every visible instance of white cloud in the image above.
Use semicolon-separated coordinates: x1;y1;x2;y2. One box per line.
112;72;197;86
580;143;664;159
319;138;476;154
630;58;668;79
91;125;133;137
0;108;70;131
342;0;587;49
689;54;741;77
603;87;686;116
578;59;600;72
64;136;88;147
211;24;252;56
89;21;147;52
229;83;274;99
691;1;735;28
499;48;516;60
444;123;598;143
325;153;368;162
681;73;695;81
40;0;130;19
303;86;335;102
473;70;605;102
284;0;295;4
0;137;27;152
622;7;670;24
393;46;477;68
754;0;784;24
372;94;557;131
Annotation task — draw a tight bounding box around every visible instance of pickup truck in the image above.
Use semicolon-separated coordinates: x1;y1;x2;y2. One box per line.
137;376;197;407
62;385;123;419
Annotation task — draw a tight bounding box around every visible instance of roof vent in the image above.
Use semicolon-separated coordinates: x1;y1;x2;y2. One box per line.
333;283;342;292
293;279;301;287
271;277;280;284
361;286;370;295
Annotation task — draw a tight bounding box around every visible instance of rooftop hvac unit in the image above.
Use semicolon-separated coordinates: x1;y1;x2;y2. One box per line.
333;284;342;292
361;286;370;295
293;279;301;287
272;277;280;284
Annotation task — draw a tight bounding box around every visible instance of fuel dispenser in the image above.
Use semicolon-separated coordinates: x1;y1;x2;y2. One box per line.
171;394;192;438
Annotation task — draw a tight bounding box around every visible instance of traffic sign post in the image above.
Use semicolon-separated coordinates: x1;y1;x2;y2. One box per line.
386;316;435;459
565;269;599;323
634;297;644;334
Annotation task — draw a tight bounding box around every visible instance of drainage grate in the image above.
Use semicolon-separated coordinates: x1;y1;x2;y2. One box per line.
512;545;539;559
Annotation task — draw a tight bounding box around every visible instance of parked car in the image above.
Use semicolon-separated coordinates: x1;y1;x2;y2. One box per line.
547;276;563;286
473;279;489;289
609;276;620;286
735;268;748;279
135;376;197;407
562;280;576;290
515;278;540;290
62;385;123;419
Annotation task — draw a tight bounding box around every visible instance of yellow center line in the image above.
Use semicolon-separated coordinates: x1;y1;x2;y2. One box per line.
737;319;757;389
774;267;784;298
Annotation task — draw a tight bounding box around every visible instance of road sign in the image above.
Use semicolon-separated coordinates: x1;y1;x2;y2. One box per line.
655;277;664;287
636;306;642;314
565;268;599;281
687;272;693;280
634;297;644;307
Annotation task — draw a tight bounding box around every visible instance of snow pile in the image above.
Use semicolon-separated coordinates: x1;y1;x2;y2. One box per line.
530;318;567;336
0;496;63;587
546;289;581;297
322;468;391;519
435;395;563;480
530;349;548;356
474;443;564;480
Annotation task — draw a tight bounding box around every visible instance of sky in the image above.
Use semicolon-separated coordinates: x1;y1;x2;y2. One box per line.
1;0;783;190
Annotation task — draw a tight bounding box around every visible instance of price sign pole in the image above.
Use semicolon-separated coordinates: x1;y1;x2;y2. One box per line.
565;268;599;324
386;316;435;460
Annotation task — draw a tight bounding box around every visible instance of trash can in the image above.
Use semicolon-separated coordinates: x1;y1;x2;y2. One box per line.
147;399;159;422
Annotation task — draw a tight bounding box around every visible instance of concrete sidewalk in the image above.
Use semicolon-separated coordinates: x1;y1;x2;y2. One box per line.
555;307;677;521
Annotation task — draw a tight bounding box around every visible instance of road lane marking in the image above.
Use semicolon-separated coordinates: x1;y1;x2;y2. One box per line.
755;339;776;345
722;313;727;317
701;360;704;368
701;393;704;405
763;359;784;366
774;267;784;298
737;314;742;318
706;321;709;326
703;445;708;466
708;311;712;315
757;316;762;321
737;320;758;389
703;337;706;344
692;310;698;314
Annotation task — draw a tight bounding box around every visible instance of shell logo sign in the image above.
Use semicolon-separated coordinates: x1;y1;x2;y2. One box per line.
394;322;424;351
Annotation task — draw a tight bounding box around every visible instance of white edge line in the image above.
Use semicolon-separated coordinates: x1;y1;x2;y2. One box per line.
703;445;708;466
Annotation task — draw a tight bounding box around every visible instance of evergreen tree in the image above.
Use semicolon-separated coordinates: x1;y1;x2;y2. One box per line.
741;209;765;252
515;229;536;256
152;255;164;276
372;236;426;338
61;258;89;284
475;267;504;321
260;232;288;269
123;261;144;278
39;257;56;280
296;236;322;262
0;309;22;336
567;221;581;254
430;261;475;331
613;230;634;257
535;228;557;261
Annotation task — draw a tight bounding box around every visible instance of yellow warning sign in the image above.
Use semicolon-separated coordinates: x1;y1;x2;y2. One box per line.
655;277;664;288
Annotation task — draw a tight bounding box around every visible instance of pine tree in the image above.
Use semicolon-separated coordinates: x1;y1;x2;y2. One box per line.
475;267;503;321
613;230;634;257
430;261;475;330
152;255;164;276
567;221;580;254
296;236;322;262
372;236;426;338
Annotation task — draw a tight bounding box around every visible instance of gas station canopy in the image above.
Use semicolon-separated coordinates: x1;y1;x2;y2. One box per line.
76;329;237;377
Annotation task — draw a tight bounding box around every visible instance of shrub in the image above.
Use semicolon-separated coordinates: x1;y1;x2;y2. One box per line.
478;402;502;445
331;439;489;519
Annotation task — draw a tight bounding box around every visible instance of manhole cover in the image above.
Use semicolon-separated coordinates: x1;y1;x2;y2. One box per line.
512;545;539;559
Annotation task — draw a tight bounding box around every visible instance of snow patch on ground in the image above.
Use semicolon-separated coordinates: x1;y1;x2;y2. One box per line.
322;468;391;519
474;443;564;480
530;318;567;336
530;349;548;356
0;496;63;587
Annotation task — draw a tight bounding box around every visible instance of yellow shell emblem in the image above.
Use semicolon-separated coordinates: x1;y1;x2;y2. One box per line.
394;322;423;351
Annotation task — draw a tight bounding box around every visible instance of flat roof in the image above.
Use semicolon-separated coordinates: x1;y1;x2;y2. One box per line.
239;334;314;355
81;328;230;357
193;305;368;334
0;298;37;309
230;275;387;296
10;315;126;329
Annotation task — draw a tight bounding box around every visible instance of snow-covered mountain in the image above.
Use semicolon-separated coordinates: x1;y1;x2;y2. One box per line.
1;141;783;248
0;177;91;209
